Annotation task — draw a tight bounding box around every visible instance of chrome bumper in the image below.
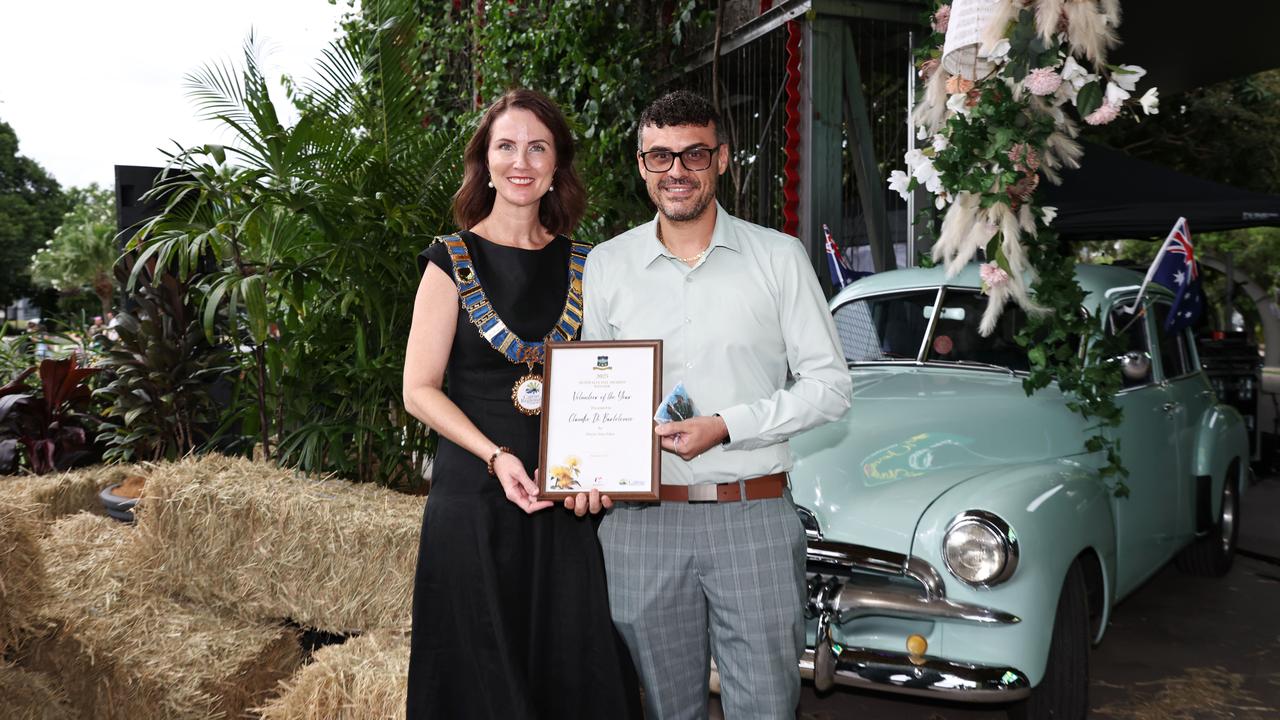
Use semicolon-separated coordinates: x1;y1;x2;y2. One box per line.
799;646;1031;701
808;574;1021;625
804;541;1023;697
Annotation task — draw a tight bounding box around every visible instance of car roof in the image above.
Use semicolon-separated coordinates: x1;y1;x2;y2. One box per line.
831;262;1170;313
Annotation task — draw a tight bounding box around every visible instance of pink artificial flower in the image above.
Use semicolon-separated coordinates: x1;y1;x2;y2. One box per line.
980;262;1010;289
1084;102;1120;126
945;74;975;95
933;4;950;33
919;58;941;81
1007;173;1040;205
1007;143;1041;173
1024;67;1063;96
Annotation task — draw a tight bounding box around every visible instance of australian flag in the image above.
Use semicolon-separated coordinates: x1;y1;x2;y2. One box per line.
1145;217;1204;332
823;223;854;291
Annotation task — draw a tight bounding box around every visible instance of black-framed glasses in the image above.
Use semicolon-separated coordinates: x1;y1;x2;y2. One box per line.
639;144;723;173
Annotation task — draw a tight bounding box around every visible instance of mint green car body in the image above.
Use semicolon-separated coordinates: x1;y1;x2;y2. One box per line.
790;263;1249;707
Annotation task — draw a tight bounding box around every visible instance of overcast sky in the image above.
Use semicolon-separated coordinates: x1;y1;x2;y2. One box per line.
0;1;350;190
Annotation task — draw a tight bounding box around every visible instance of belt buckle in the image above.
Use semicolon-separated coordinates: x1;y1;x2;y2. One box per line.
687;484;719;503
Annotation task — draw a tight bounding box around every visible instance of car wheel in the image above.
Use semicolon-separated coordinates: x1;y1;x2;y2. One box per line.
1007;560;1089;720
1175;471;1239;577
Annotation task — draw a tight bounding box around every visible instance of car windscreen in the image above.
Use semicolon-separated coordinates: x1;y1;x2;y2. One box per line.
834;287;1030;371
834;289;937;362
923;289;1029;371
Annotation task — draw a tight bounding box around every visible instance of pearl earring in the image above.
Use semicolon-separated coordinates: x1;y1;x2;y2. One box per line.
549;184;555;192
487;180;494;188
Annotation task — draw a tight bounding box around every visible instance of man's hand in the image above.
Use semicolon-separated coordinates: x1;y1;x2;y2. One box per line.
655;415;728;461
563;488;614;517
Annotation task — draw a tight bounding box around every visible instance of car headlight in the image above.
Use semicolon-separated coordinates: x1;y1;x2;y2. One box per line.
942;510;1019;587
795;505;822;540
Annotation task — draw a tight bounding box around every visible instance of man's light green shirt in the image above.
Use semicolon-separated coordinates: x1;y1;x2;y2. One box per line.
582;203;852;486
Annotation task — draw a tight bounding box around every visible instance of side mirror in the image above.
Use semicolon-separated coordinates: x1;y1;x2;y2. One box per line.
1120;351;1151;381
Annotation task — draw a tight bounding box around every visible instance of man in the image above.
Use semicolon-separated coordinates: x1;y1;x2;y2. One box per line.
580;90;852;719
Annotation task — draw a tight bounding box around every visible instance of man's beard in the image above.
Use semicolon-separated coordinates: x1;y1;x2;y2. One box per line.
651;177;716;222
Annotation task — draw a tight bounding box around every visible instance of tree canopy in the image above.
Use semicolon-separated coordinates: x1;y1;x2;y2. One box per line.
0;120;69;307
29;184;118;317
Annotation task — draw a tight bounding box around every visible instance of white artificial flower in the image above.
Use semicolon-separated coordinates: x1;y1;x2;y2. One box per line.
888;170;912;201
904;147;926;170
1041;206;1058;226
917;125;931;140
1060;57;1087;87
911;155;942;194
1055;81;1078;105
946;93;970;116
1139;87;1160;115
931;134;950;153
1111;64;1147;92
1104;81;1130;106
935;193;950;210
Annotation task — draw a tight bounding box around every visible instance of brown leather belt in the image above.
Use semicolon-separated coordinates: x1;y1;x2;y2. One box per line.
658;473;787;503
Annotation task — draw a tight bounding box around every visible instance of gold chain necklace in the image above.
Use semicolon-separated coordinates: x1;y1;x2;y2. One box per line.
658;223;709;264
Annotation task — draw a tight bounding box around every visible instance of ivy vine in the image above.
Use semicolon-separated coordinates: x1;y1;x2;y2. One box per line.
897;1;1159;496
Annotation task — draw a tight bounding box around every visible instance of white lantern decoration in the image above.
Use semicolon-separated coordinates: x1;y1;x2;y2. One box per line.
941;0;1003;80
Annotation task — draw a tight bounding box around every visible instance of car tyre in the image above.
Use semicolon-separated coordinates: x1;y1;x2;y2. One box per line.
1007;559;1089;720
1175;471;1239;577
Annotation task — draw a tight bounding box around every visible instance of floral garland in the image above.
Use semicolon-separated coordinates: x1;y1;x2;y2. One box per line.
891;0;1158;496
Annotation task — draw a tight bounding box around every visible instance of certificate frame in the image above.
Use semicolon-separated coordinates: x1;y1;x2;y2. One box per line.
537;339;662;501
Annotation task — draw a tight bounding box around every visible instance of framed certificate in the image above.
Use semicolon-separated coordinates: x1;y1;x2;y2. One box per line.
537;340;662;501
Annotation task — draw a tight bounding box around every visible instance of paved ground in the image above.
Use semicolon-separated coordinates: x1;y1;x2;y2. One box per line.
708;471;1280;719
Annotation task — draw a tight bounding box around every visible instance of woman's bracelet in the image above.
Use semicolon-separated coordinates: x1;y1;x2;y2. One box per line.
486;446;514;477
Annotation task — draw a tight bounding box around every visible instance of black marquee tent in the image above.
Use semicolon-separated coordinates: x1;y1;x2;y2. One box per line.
1042;142;1280;241
1038;1;1280;241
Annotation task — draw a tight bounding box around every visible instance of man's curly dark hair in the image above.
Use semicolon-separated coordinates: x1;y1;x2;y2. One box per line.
637;90;730;150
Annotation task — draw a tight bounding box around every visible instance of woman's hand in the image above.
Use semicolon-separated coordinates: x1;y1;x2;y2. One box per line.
494;453;553;513
563;488;613;517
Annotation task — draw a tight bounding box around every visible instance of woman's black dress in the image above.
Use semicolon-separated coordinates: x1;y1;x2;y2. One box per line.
406;231;639;719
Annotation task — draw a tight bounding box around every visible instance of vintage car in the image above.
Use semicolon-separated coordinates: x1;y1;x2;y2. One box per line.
789;263;1249;719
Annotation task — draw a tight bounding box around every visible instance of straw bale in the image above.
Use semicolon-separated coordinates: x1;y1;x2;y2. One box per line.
0;463;146;523
0;498;46;654
131;454;425;633
18;513;303;720
259;629;410;720
0;662;78;720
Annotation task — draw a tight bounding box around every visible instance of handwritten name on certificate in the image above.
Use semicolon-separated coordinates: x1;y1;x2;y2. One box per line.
538;340;661;500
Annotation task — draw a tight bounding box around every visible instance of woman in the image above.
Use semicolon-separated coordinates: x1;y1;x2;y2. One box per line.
403;89;639;718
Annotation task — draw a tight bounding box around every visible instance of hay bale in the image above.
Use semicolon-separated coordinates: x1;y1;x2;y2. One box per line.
0;464;144;523
0;498;46;653
19;513;302;720
259;630;410;720
132;454;425;633
0;662;78;720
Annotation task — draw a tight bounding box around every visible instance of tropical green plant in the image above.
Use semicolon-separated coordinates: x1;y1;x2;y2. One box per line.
29;184;119;318
127;1;459;486
0;354;100;474
95;260;232;463
0;335;34;383
120;0;711;488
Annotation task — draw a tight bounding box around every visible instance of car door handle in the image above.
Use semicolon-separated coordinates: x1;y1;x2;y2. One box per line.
1162;402;1181;414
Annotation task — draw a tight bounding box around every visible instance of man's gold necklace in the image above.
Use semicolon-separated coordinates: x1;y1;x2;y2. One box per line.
657;224;709;264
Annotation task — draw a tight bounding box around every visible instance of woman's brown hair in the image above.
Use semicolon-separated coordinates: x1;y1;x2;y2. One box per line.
452;89;586;236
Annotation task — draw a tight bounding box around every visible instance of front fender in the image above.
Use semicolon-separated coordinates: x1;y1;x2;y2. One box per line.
910;460;1115;687
1194;404;1249;516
